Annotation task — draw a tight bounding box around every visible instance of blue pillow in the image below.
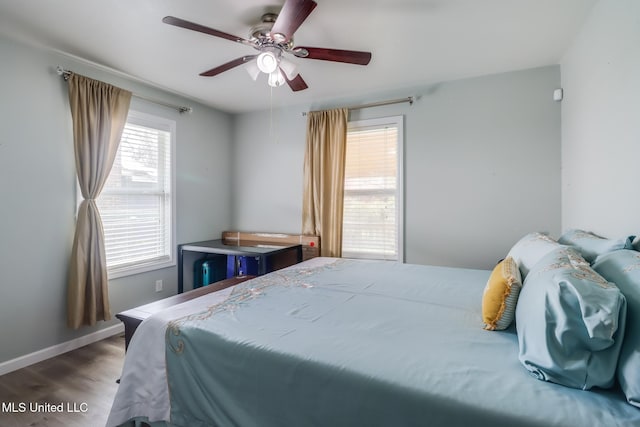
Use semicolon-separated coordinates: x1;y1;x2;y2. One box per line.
507;232;563;279
593;250;640;407
515;247;626;390
558;229;634;263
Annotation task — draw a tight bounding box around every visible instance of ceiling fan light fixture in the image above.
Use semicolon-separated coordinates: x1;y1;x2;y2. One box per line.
245;60;261;81
268;70;285;88
278;58;298;80
256;51;279;74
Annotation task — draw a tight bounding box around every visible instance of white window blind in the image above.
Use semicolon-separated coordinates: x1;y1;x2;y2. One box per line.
96;111;175;278
342;116;403;261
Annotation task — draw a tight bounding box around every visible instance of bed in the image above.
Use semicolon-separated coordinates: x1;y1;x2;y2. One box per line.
107;257;640;427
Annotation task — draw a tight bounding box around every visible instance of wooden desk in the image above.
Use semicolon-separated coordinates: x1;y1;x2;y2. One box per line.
116;275;254;350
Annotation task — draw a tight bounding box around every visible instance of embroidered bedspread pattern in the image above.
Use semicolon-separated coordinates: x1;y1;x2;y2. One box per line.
162;258;640;427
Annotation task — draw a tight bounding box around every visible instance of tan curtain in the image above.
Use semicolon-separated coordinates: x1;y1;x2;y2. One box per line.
302;108;348;257
67;74;131;329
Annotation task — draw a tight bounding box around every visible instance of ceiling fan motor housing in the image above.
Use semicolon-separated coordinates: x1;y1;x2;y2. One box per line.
251;13;294;50
251;13;276;40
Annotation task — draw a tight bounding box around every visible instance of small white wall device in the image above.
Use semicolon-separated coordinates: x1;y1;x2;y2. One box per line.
553;88;563;101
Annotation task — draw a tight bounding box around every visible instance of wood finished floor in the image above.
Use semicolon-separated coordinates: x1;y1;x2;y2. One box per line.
0;334;125;427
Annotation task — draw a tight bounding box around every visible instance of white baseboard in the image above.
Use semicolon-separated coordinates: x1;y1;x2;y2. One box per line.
0;323;124;376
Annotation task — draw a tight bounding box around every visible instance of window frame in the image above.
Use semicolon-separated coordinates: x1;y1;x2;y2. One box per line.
96;110;177;279
342;115;404;262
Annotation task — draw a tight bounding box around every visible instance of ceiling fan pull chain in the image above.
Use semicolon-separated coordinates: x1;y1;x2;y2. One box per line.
269;86;281;144
270;85;275;142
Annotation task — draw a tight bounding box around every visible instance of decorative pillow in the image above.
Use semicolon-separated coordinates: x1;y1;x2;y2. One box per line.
558;229;635;263
515;247;626;390
482;257;522;331
593;250;640;408
506;232;563;279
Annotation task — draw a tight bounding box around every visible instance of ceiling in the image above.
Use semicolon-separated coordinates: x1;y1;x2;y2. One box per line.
0;0;597;114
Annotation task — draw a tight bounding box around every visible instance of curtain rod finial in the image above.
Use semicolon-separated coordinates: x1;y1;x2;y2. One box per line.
56;66;72;81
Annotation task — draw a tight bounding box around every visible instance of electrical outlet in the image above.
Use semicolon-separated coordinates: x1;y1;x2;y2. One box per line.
155;279;163;292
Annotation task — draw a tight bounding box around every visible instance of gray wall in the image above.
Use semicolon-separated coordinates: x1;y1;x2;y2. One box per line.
561;0;640;237
232;66;562;269
231;107;307;233
0;35;233;364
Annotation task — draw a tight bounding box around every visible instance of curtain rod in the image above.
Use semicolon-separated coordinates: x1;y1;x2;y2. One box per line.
55;66;193;114
302;96;414;116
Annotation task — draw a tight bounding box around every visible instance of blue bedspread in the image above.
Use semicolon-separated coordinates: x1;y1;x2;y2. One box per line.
164;258;640;427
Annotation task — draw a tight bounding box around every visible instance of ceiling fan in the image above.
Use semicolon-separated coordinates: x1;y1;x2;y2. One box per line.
162;0;372;91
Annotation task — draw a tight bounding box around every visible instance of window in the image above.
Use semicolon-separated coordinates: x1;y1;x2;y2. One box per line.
342;116;403;261
96;111;176;278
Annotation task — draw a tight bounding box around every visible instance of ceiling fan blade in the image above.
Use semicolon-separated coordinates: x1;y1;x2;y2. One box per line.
284;73;309;92
163;16;251;45
200;56;257;77
270;0;318;43
292;47;372;65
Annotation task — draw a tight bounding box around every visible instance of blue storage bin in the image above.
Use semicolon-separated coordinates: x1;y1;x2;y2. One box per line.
194;255;227;288
227;255;260;277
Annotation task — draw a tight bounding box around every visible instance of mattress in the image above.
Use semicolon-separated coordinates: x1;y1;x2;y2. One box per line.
108;257;640;427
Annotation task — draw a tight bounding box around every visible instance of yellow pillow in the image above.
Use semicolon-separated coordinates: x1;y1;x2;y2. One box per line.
482;256;522;331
